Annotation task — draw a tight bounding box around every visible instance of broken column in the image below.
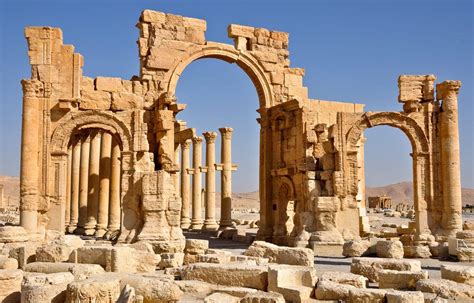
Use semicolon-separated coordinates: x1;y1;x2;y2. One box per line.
190;136;203;230
218;127;236;229
180;139;192;229
96;131;112;237
203;131;219;231
84;130;101;236
437;80;463;236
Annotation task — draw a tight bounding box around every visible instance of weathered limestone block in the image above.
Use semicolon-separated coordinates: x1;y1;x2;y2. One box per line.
21;272;74;303
204;292;240;303
185;239;209;254
159;252;184;269
457;247;474;262
72;246;114;269
268;264;317;303
230;255;269;265
141;10;166;23
120;273;183;303
0;226;28;243
376;240;404;259
80;89;111;110
379;269;429;290
314;280;355;301
96;77;124;92
8;242;39;268
0;257;18;270
65;275;121;302
0;269;22;302
244;241;314;266
181;263;268;290
350;257;422;282
240;291;285;303
416;278;474;299
403;245;432;259
342;240;371;257
348;288;387;303
440;264;474;285
36;235;85;262
464;221;474;230
386;291;424;303
228;24;255;38
111;92;143;110
320;271;368;288
24;262;105;280
196;253;231;264
422;293;449;303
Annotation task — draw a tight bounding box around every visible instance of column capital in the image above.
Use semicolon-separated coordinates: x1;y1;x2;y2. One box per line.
219;127;234;139
182;139;192;149
191;136;203;144
436;80;461;100
203;131;217;143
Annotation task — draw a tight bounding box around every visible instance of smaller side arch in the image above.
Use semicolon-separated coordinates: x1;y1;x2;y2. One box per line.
50;111;133;153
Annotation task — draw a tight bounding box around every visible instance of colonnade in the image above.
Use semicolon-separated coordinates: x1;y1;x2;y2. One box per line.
177;127;237;231
65;129;122;237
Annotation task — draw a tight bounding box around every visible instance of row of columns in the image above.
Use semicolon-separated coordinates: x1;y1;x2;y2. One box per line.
65;129;121;237
179;127;237;231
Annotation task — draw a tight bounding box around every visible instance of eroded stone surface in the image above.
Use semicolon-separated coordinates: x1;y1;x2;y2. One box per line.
244;241;314;266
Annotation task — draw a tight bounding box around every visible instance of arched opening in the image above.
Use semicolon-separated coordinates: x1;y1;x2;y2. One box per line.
173;58;261;233
363;126;413;234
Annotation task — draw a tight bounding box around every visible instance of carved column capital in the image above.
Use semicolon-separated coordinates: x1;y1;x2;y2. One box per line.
191;136;202;145
203;131;217;143
182;139;192;150
436;80;461;100
219;127;233;139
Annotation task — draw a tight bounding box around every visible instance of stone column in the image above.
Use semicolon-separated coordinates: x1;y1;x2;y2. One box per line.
84;130;101;235
174;144;180;195
96;132;112;237
180;139;192;229
76;133;91;235
203;132;219;231
190;136;203;230
219;127;234;229
438;80;463;236
19;80;41;231
68;138;81;233
65;146;72;227
107;138;121;233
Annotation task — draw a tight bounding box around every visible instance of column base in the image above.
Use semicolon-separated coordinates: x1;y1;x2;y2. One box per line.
94;228;107;238
66;224;77;234
20;210;37;232
181;218;191;230
84;227;97;236
190;222;204;230
203;219;219;231
219;220;235;230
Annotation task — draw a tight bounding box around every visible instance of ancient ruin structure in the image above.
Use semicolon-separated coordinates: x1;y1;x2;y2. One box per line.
19;10;463;251
368;195;392;209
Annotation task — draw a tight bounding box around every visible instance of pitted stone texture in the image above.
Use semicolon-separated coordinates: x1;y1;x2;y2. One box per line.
0;226;28;243
24;262;105;280
440;264;474;286
0;257;18;270
244;241;314;266
0;269;23;302
416;278;474;300
8;242;39;269
350;257;422;282
240;291;285;303
21;272;74;303
36;235;85;262
403;245;432;259
119;274;184;303
268;264;317;303
320;271;367;288
159;252;184;269
204;292;240;303
65;275;121;303
185;239;209;254
314;280;355;301
457;247;474;262
342;240;371;257
181;263;268;290
386;291;424;303
348;288;387;303
376;240;404;259
378;269;429;290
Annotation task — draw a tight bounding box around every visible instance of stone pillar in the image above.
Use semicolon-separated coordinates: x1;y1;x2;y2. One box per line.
96;132;112;237
19;80;41;231
67;138;81;233
76;133;91;235
84;130;101;235
190;136;203;230
107;138;121;233
438;80;463;236
219;127;234;229
0;184;4;208
65;146;72;227
174;144;180;195
180;139;192;229
203;132;219;231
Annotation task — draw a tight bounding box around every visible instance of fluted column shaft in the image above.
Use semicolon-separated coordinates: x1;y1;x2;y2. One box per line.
190;136;203;230
67;139;81;233
108;138;121;232
180;139;192;229
85;130;101;235
438;80;463;236
65;146;72;227
76;134;91;234
203;132;218;231
219;127;234;229
96;132;112;237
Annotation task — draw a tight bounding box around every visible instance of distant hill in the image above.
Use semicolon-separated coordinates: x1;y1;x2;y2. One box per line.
1;176;472;208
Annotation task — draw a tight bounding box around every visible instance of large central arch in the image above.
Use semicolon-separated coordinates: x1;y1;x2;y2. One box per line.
345;112;433;238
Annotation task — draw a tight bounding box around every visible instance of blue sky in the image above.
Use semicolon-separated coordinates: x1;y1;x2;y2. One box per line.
0;0;472;191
